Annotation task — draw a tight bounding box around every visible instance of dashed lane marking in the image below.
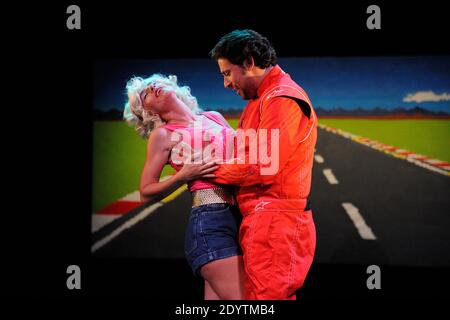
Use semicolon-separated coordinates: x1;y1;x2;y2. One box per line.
342;202;377;240
323;168;339;184
315;155;325;163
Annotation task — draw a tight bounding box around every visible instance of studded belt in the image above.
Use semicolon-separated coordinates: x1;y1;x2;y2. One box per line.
191;188;236;208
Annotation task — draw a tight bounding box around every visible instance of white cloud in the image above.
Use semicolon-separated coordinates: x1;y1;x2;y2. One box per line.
403;91;450;103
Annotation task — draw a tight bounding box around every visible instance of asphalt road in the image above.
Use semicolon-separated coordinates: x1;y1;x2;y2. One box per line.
90;128;450;299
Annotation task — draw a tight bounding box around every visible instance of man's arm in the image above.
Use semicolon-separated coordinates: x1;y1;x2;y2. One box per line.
211;97;304;186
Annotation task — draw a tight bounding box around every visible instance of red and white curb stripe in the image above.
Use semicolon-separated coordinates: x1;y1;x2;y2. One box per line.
91;178;188;252
91;190;143;233
318;124;450;177
91;202;164;252
92;176;174;233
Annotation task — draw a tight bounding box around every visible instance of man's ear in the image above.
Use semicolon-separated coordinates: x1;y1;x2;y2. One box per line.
243;57;255;71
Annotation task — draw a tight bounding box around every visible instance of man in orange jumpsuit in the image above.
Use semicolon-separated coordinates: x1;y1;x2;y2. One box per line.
209;30;317;300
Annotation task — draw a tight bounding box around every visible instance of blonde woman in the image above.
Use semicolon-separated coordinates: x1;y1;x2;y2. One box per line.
124;74;243;300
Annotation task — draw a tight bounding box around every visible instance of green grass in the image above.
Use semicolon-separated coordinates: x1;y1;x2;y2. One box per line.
93;122;175;212
319;119;450;163
227;118;239;129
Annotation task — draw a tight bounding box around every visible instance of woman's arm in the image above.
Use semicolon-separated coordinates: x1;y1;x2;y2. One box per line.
139;127;218;203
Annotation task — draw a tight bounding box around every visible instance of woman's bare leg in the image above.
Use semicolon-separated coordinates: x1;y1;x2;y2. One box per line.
204;280;221;300
200;255;244;300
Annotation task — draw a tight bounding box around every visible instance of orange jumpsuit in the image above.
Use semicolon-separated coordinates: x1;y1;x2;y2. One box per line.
212;65;317;300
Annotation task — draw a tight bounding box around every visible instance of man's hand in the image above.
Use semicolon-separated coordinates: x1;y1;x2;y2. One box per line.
176;160;218;183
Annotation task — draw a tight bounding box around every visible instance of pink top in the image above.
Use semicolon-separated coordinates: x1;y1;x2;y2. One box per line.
161;112;235;192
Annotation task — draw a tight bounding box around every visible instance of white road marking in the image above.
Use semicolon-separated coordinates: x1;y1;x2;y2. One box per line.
121;190;141;202
91;214;121;233
91;176;174;233
318;125;449;177
406;157;449;176
424;159;446;165
315;155;324;163
91;202;164;253
341;202;377;240
407;154;426;159
323;168;339;184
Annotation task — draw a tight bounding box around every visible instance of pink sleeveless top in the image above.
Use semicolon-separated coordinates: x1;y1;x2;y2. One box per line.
161;112;235;192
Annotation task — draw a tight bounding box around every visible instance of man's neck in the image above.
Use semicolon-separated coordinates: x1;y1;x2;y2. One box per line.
251;65;275;99
255;65;274;90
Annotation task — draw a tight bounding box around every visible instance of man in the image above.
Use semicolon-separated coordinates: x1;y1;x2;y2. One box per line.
209;29;318;300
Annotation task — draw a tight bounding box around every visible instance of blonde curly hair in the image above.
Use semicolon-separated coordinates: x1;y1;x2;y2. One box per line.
124;74;202;139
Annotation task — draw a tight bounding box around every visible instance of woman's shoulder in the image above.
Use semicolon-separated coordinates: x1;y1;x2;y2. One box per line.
147;126;173;149
202;111;230;127
203;110;221;118
150;126;171;137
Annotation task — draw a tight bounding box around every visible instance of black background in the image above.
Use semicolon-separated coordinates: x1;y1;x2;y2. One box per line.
3;0;449;311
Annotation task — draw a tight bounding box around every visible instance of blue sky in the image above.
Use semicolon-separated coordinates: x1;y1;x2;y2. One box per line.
94;56;450;112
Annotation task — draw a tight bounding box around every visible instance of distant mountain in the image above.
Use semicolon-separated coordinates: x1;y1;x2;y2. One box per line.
315;106;450;118
210;108;242;118
93;106;449;121
216;106;450;118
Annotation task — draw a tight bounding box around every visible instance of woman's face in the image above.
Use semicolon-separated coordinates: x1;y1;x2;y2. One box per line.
139;82;173;114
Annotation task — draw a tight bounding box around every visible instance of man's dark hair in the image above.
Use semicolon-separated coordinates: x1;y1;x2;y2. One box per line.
209;29;277;68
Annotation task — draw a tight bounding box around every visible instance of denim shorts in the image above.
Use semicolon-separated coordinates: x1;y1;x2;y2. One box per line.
184;203;242;277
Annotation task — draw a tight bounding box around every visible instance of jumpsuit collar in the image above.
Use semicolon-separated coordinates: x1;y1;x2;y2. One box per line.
256;65;285;98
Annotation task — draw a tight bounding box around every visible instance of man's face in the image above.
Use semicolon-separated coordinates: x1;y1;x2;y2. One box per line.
217;58;257;100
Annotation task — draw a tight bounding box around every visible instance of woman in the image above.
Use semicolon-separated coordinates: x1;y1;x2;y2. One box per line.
124;74;244;300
